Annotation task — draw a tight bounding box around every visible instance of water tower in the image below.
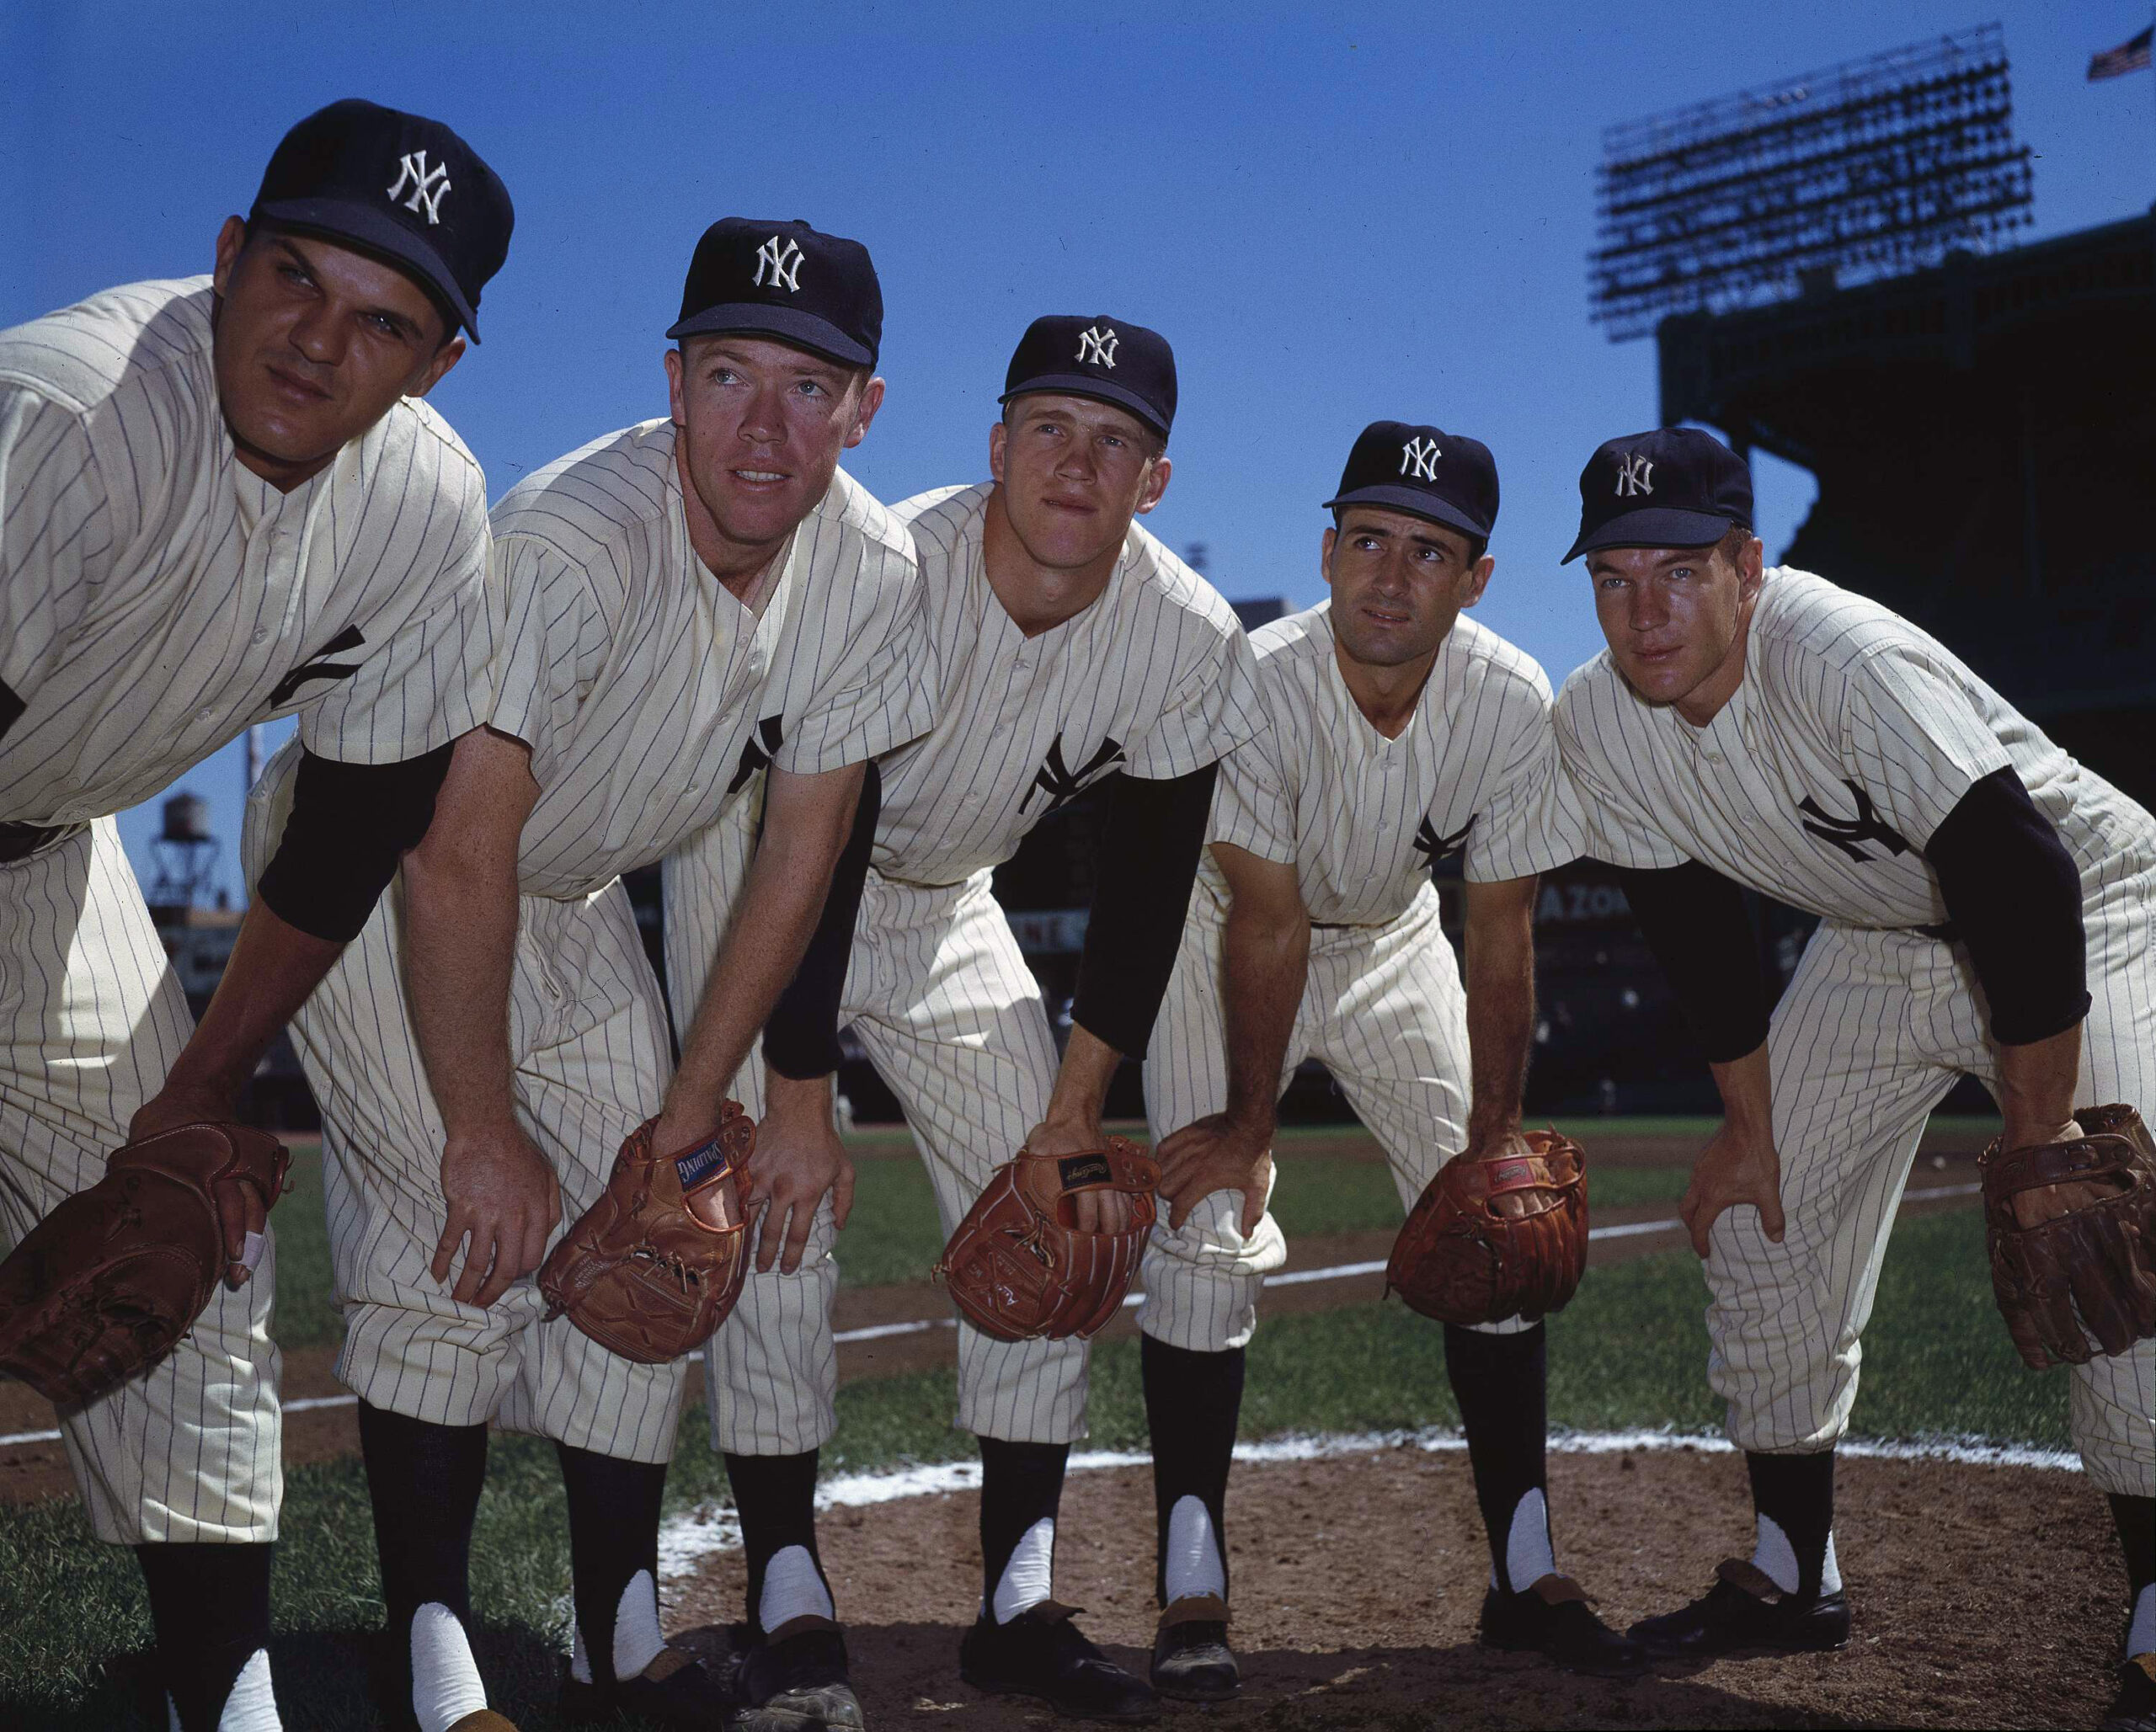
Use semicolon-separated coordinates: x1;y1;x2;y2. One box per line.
147;792;219;916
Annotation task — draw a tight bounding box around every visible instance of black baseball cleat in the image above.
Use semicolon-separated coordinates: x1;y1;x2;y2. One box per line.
1628;1559;1851;1659
2102;1654;2156;1732
558;1644;737;1726
727;1618;866;1732
1479;1574;1646;1676
960;1600;1162;1723
1150;1594;1239;1702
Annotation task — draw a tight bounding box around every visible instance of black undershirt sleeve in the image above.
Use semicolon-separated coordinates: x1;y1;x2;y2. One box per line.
255;743;453;943
1071;762;1218;1059
0;675;24;743
762;762;882;1082
1924;765;2088;1046
1611;860;1770;1064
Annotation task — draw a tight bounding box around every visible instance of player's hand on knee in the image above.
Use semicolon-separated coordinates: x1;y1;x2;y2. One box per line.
432;1122;562;1308
128;1088;273;1287
1680;1121;1785;1258
1999;1118;2111;1227
1156;1112;1273;1236
748;1074;853;1276
1023;1114;1134;1234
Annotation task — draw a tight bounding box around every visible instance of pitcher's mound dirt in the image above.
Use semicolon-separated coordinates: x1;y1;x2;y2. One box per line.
667;1442;2122;1729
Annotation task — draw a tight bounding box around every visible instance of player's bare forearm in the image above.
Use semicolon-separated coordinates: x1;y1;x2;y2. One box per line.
1216;850;1310;1138
1460;875;1538;1154
1685;1039;1785;1254
133;901;344;1134
402;728;537;1140
661;760;865;1148
1995;1021;2084;1149
1037;1023;1123;1146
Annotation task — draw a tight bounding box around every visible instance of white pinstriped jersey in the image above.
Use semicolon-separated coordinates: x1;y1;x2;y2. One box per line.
1554;568;2156;924
1212;602;1585;924
0;277;498;824
872;482;1264;886
488;421;933;899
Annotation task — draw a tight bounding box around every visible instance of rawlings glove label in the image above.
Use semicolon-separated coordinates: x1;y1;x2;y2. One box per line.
1058;1153;1114;1189
1386;1129;1589;1327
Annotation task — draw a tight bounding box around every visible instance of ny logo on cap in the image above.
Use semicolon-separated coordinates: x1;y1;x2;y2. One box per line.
754;236;803;292
1400;436;1443;482
1076;325;1118;368
1614;452;1654;498
386;152;451;225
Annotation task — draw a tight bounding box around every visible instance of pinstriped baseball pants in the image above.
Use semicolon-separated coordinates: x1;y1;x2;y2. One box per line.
242;748;690;1464
664;801;1092;1454
0;818;283;1543
1713;867;2155;1495
1137;877;1535;1350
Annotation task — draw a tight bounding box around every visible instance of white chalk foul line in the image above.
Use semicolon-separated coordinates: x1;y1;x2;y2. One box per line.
657;1421;2080;1579
0;1182;1989;1452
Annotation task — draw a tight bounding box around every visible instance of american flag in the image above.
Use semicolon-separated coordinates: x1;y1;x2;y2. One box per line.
2089;23;2153;80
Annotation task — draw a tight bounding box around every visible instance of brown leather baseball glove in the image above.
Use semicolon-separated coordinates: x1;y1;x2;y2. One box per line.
0;1122;290;1407
1385;1129;1588;1326
935;1138;1161;1341
1980;1103;2156;1370
538;1106;756;1364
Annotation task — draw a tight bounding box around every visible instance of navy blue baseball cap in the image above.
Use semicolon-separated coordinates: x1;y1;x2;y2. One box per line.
250;99;513;342
1324;420;1499;541
1000;315;1177;440
1565;427;1753;562
666;219;883;368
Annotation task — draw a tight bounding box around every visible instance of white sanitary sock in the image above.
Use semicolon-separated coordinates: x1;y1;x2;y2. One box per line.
216;1649;280;1729
1753;1514;1841;1595
1163;1495;1226;1603
992;1517;1056;1623
1503;1488;1556;1592
2128;1582;2155;1659
611;1569;667;1682
410;1603;488;1732
760;1543;836;1631
166;1651;283;1732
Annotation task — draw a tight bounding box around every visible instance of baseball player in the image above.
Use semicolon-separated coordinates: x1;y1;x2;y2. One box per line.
1132;420;1641;1697
0;100;511;1732
663;313;1265;1724
1552;428;2156;1725
239;219;931;1732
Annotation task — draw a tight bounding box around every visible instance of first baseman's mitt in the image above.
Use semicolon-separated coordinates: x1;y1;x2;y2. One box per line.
1385;1129;1588;1326
538;1106;756;1364
1980;1103;2156;1370
935;1138;1161;1341
0;1122;290;1407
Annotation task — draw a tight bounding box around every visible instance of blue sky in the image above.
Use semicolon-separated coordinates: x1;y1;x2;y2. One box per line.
6;1;2151;903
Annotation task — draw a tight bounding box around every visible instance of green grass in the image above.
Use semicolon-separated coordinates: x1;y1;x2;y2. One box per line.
267;1147;339;1350
0;1201;2063;1728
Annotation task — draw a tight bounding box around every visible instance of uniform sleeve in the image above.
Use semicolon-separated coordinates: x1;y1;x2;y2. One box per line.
1840;646;2014;851
1552;691;1689;871
771;538;937;775
1463;685;1590;883
483;529;603;779
0;386;108;737
1122;617;1265;781
296;472;502;765
1208;710;1297;864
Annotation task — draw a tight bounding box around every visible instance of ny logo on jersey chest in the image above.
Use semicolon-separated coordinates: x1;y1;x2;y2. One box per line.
1400;436;1442;482
1413;814;1475;863
1075;325;1118;368
266;626;366;709
1020;733;1126;814
754;237;803;292
728;716;786;797
386;152;451;224
1614;453;1653;498
1797;779;1909;865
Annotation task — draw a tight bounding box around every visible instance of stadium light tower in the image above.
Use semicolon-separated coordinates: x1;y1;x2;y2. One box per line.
1589;23;2034;343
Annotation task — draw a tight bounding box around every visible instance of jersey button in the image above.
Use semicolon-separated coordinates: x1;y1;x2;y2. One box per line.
250;628;270;647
